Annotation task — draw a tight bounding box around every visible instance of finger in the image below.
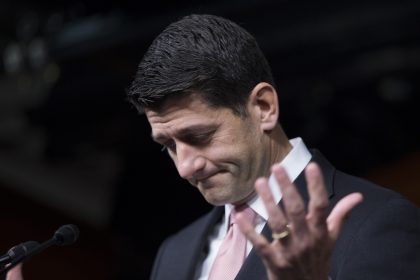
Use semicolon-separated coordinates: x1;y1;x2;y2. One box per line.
255;177;288;234
236;212;276;261
327;192;364;241
272;165;307;233
6;264;24;280
305;163;329;234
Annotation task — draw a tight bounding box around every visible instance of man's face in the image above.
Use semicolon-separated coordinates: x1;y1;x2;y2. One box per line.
145;95;269;206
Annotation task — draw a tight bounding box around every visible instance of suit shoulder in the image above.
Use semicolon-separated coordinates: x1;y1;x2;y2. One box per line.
330;171;420;279
333;170;414;206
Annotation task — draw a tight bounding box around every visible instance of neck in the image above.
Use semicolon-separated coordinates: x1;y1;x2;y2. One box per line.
264;125;292;176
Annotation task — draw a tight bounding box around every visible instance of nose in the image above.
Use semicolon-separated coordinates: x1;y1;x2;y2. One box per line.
175;143;206;180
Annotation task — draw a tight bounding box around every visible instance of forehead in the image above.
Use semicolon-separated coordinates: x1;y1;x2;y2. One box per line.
145;95;232;138
146;95;217;121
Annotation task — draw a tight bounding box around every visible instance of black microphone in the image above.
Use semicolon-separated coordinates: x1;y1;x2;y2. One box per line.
27;224;80;257
0;241;40;266
0;224;79;276
53;224;80;246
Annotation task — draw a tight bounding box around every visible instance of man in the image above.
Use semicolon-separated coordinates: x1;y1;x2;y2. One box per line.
125;14;419;280
7;14;419;280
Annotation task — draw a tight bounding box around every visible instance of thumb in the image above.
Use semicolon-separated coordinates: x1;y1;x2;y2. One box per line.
327;192;363;241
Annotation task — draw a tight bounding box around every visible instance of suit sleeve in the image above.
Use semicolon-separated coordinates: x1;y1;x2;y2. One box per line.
333;197;420;280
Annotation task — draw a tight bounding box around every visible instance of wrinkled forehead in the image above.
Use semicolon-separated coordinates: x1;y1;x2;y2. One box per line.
144;94;221;128
145;90;203;113
145;93;203;120
145;98;232;144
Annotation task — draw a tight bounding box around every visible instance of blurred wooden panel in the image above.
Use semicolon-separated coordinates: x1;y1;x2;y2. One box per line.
365;150;420;207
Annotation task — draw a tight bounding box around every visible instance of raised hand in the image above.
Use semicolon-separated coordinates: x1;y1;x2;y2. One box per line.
237;162;363;280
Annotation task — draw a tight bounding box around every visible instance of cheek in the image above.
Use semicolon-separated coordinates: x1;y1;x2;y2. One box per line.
207;143;250;172
205;126;259;168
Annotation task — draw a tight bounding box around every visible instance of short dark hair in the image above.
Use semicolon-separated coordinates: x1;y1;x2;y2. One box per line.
127;14;275;116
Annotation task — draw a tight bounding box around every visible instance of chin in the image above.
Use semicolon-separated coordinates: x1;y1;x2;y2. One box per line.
199;187;231;206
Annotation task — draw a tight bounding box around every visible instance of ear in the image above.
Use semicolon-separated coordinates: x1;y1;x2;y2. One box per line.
248;82;279;132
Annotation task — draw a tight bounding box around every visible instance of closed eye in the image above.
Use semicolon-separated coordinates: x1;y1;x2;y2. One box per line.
154;124;218;153
182;131;214;147
160;131;212;153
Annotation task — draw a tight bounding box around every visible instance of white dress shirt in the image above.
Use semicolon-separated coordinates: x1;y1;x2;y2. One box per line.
196;137;312;279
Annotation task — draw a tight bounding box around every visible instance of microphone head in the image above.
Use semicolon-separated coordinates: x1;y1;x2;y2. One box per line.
8;241;40;260
53;224;80;246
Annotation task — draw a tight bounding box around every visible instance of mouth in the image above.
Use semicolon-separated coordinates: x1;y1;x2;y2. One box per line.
189;172;213;186
196;172;216;182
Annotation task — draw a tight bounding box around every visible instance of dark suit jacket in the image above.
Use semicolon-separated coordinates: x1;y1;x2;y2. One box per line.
150;150;420;280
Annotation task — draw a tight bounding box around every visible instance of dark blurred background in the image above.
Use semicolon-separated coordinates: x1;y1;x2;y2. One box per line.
0;0;419;279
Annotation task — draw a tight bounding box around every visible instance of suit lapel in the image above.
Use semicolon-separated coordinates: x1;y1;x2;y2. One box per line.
182;206;224;280
310;149;335;200
235;150;336;280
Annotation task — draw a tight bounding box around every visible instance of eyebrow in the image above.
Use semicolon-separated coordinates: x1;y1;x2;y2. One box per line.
151;123;219;143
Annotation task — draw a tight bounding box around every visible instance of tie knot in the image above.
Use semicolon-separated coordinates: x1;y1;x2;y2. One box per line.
230;205;256;226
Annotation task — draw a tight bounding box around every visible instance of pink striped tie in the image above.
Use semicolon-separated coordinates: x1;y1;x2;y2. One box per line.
208;205;256;280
